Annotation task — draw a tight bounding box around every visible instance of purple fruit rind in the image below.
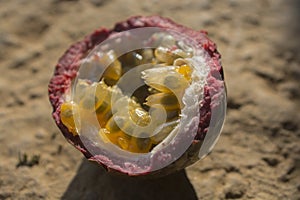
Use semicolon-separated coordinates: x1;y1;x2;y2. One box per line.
48;16;224;176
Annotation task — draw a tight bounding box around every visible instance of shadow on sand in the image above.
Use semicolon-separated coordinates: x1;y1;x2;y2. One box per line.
62;159;198;200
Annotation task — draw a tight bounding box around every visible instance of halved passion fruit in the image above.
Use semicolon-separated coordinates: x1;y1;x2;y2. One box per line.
48;16;226;177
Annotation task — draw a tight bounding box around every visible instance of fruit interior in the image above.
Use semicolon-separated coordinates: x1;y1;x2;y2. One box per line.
60;33;195;153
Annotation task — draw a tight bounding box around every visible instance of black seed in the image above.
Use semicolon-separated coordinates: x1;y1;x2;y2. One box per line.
63;108;73;118
137;137;151;150
96;101;109;113
161;94;179;106
108;118;121;133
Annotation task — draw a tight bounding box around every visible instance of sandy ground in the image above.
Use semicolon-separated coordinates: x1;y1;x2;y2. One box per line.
0;0;299;199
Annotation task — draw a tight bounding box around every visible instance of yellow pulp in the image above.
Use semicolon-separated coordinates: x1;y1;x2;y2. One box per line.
60;50;192;153
60;102;80;136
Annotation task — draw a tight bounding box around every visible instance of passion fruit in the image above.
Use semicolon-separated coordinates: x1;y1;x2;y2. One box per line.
48;16;226;177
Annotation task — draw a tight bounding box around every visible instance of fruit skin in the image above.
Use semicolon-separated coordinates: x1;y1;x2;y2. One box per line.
48;16;223;177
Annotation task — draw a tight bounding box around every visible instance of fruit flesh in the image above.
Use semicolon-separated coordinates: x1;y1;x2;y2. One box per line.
60;40;194;153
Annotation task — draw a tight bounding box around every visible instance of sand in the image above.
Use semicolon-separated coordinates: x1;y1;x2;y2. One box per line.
0;0;299;199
